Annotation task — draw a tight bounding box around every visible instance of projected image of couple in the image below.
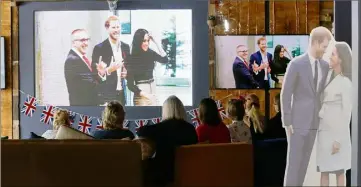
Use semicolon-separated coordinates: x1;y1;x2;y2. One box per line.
282;26;352;186
35;10;192;107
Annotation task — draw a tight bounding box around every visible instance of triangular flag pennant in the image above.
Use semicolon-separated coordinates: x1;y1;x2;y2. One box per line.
40;105;56;125
21;95;37;117
77;114;93;134
123;120;130;129
187;108;201;127
96;118;103;130
134;119;149;130
151;117;162;124
68;111;77;126
216;100;227;119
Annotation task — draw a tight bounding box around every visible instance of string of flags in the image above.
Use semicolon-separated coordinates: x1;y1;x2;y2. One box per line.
20;92;227;135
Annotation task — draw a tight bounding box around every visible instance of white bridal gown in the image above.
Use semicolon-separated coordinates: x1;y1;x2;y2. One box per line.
317;74;352;172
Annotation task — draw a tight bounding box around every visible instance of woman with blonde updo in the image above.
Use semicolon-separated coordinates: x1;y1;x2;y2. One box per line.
91;101;134;139
244;94;266;141
42;109;71;139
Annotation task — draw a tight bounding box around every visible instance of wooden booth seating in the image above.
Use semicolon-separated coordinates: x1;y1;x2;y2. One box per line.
2;140;143;187
174;143;253;187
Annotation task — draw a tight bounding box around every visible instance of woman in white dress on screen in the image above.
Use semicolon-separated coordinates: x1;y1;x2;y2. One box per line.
317;42;352;186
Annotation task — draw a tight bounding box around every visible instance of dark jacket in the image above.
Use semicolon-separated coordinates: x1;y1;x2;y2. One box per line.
91;128;134;140
91;39;130;105
232;57;259;89
64;50;98;105
137;119;198;186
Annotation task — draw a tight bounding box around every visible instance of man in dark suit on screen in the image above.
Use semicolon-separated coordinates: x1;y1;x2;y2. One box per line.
64;29;99;106
232;45;259;89
92;15;130;106
250;37;273;89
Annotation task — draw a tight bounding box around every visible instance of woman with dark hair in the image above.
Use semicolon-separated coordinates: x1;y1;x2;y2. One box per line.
126;28;168;106
317;42;352;186
196;98;231;143
270;45;293;88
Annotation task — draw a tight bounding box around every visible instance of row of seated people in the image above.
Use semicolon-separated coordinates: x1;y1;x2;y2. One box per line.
29;95;287;187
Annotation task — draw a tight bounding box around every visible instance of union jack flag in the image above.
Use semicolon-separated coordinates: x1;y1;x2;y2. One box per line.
40;105;55;125
187;108;201;127
151;117;162;124
68;111;77;126
135;119;148;130
77;115;93;134
216;100;227;119
96;118;103;130
123;120;130;129
21;95;37;117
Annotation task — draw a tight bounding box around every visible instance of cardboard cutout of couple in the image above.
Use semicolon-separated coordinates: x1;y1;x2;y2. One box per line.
281;26;352;186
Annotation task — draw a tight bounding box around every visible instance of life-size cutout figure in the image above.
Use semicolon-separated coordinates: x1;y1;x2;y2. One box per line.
281;26;334;186
316;41;352;186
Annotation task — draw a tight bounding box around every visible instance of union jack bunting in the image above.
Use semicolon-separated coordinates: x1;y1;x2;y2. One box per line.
78;115;93;134
151;117;162;124
21;95;37;117
123;120;130;129
187;108;201;127
96;118;103;130
135;119;148;130
68;111;77;126
216;100;227;119
40;105;55;125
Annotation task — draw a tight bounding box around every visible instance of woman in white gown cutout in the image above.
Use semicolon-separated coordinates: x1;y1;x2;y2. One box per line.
317;42;352;186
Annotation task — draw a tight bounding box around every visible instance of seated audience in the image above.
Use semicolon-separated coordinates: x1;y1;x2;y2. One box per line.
137;95;198;187
244;94;266;141
196;98;231;143
266;93;286;139
42;109;71;139
91;101;134;139
227;99;252;143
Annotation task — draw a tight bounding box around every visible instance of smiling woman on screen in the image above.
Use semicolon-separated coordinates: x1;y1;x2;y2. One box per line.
125;28;168;106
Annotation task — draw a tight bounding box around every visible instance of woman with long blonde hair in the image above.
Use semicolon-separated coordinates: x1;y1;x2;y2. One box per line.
244;94;265;140
41;109;71;139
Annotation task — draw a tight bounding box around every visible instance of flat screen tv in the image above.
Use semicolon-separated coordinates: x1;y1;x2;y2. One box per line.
214;35;310;89
0;37;5;89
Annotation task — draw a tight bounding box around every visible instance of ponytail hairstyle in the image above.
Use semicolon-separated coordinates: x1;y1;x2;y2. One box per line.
246;94;265;133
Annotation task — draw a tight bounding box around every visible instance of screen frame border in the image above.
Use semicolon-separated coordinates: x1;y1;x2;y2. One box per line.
212;34;310;90
18;0;208;138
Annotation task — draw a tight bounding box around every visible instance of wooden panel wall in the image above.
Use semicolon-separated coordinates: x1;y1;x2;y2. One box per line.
215;0;265;35
269;0;333;34
0;0;13;138
269;1;320;34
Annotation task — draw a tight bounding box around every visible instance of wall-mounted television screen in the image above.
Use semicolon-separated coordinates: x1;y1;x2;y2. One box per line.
34;10;192;106
0;37;5;89
214;35;310;89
